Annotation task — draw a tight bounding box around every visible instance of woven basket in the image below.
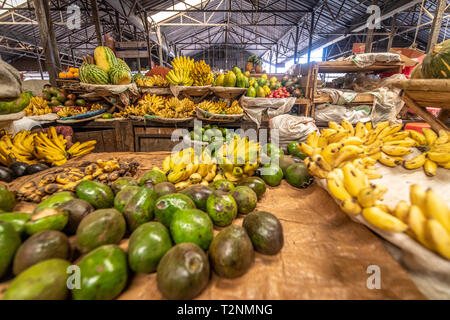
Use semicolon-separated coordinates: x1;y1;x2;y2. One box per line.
196;107;243;122
210;87;247;99
143;115;194;124
139;87;172;95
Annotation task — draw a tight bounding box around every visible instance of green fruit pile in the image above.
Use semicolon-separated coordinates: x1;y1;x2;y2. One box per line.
189;124;237;143
0;169;284;301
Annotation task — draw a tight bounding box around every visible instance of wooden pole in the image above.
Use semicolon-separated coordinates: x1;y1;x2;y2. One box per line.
156;25;163;66
90;0;103;46
33;0;59;85
387;14;397;51
426;0;446;53
307;11;315;63
143;12;152;70
294;25;299;64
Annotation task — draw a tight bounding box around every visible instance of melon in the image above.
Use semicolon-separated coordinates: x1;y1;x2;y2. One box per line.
81;64;110;85
410;62;423;79
116;58;131;73
422;39;450;79
109;66;131;85
94;46;117;73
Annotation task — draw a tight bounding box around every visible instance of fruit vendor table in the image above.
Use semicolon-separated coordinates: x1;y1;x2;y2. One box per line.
1;152;424;300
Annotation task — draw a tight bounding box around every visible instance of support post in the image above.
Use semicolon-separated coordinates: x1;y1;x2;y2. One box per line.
144;11;152;69
33;0;60;85
156;25;163;66
387;14;397;51
365;0;377;53
307;11;315;63
426;0;446;53
115;10;122;42
90;0;103;46
275;44;279;73
294;25;299;64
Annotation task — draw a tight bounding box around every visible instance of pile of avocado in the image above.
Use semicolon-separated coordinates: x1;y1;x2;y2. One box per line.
189;124;238;143
257;142;313;189
0;170;284;300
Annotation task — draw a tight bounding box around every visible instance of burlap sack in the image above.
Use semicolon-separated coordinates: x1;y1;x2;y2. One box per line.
0;58;22;100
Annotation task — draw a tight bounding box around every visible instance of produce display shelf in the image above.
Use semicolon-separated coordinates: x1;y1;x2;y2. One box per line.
313;92;375;105
300;61;405;75
0;152;425;300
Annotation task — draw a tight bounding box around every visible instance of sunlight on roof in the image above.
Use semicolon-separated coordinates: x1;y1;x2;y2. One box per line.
148;0;204;24
0;0;28;16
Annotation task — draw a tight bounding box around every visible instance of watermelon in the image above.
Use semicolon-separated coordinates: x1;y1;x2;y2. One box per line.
81;64;110;85
109;66;131;85
116;58;131;73
94;46;117;73
422;39;450;79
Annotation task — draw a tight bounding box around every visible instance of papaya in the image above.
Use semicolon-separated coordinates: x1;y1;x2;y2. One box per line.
25;208;69;236
111;177;138;194
13;230;70;275
123;187;157;231
59;199;94;235
76;181;114;209
206;191;237;227
3;259;71;300
243;211;283;255
128;222;172;273
215;74;225;86
0;186;16;212
72;245;128;300
170;209;214;250
0;221;21;278
246;86;256;97
114;186;141;212
237;177;266;200
208;225;254;278
0;212;31;234
76;208;126;253
180;185;213;211
154;193;196;227
34;191;75;213
230;186;257;215
139;169;167;186
224;71;237;87
157;243;210;300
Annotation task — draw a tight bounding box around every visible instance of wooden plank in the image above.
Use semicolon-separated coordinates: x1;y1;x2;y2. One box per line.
301;61;405;74
388;79;450;92
402;92;448;131
102;130;116;153
313;93;375;104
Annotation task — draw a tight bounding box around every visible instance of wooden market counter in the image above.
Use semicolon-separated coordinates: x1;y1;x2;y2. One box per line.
1;152;424;300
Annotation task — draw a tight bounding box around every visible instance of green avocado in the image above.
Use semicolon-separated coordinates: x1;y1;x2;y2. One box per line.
208;225;254;278
33;191;75;213
0;221;21;278
0;186;16;212
13;230;70;275
139;169;167;186
170;209;214;250
285;163;313;189
59;199;94;235
181;185;213;211
154;193;196;227
25;208;69;236
72;245;128;300
3;259;70;300
114;186;141;212
153;182;176;198
0;212;31;234
230;186;258;215
76;208;126;253
128;222;172;273
262;143;284;160
206;191;237;227
237;177;266;200
278;155;299;175
111;177;138;194
123;187;157;231
260;164;284;187
287;141;306;160
210;179;235;193
243;211;283;255
157;243;210;300
76;181;114;209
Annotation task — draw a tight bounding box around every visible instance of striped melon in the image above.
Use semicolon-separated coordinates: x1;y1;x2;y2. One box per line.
422;39;450;79
116;58;131;72
94;46;117;73
109;66;131;85
84;64;110;85
410;62;423;79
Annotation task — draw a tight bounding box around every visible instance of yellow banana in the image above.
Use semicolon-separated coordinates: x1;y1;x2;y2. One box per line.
342;163;368;197
424;189;450;233
327;173;352;201
410;184;427;214
426;219;450;259
357;184;388;208
408;130;427;146
393;200;410;223
423;159;437;177
403;152;427;169
435;129;449;145
422;128;438;145
354;122;367;139
362;206;408;232
341;120;355;136
378;152;403;167
427;152;450;163
340;198;362;215
408;205;431;248
381;145;411;157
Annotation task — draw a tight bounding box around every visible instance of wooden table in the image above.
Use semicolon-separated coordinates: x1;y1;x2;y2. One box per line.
1;152;424;300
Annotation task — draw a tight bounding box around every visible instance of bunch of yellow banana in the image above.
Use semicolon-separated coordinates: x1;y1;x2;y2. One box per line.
24;97;53;116
0;131;38;166
403;128;449;176
57;107;89;118
191;60;214;86
197;100;243;115
226;100;244;115
33;127;69;166
138;94;165;115
390;185;450;260
162;147;217;191
215;135;260;182
160;97;195;118
135;75;169;87
113;105;145;118
166;56;194;86
67;140;97;158
90;104;104;111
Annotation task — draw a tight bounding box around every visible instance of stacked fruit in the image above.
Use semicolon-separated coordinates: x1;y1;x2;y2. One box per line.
267;87;291;98
58;67;79;79
245;54;263;73
191;60;214;86
0;128;96;168
56;107;89;118
245;74;277;97
39;87;86;111
299;120;450;177
135;75;169;87
23;97;53;116
79;47;132;85
166;56;194;86
17;158;139;203
214;67;249;88
197;100;243;115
